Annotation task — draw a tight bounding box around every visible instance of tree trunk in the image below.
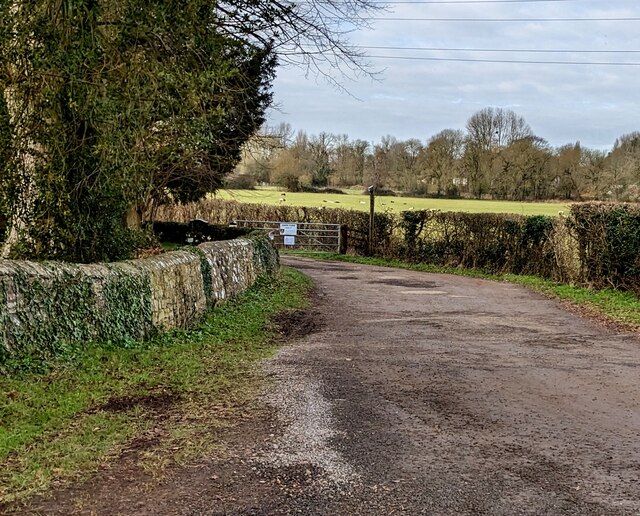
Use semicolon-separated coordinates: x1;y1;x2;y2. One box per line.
1;1;42;259
1;86;39;259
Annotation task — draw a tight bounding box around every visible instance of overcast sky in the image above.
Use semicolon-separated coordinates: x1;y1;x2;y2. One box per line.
267;0;640;151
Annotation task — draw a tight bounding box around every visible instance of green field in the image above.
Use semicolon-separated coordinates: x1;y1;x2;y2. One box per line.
216;188;569;216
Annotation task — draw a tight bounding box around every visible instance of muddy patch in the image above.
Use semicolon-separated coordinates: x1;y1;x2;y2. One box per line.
90;391;179;415
288;262;348;273
271;309;320;340
335;275;359;280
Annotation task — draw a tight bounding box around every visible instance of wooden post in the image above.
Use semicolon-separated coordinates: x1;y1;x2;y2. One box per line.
339;225;348;254
368;186;375;256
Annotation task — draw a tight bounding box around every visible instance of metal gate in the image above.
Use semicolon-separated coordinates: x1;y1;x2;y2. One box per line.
231;220;343;253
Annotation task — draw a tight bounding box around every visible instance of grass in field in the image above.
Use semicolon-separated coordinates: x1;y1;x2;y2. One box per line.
286;251;640;331
0;268;312;505
217;188;569;216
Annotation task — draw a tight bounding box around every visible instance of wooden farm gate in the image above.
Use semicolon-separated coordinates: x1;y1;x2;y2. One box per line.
231;220;346;253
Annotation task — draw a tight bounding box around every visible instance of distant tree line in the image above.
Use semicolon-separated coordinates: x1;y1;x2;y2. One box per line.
234;108;640;202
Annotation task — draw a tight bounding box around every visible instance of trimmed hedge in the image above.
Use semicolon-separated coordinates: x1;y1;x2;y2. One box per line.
155;199;396;255
158;199;640;294
400;211;556;277
569;203;640;293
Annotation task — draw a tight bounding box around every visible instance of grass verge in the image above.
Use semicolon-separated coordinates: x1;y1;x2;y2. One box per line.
285;251;640;331
0;267;313;505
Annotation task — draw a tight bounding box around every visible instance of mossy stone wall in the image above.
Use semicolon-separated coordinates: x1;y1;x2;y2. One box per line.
0;236;278;366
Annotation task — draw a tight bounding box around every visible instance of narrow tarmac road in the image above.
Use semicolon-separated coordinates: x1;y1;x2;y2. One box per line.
26;257;640;515
251;257;640;515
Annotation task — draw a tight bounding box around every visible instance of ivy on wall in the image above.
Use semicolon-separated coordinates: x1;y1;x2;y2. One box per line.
0;264;153;369
0;236;278;371
185;247;215;308
247;231;280;275
98;267;154;343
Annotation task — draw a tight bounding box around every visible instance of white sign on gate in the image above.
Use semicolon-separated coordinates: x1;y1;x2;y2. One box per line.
284;236;296;246
279;223;298;236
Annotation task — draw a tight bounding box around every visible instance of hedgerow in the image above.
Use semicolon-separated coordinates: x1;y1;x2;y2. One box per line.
156;199;396;255
400;210;556;277
158;199;640;294
569;202;640;294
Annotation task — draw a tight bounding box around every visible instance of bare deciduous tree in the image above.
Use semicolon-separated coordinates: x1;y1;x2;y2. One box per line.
421;129;465;196
216;0;383;88
466;107;533;151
